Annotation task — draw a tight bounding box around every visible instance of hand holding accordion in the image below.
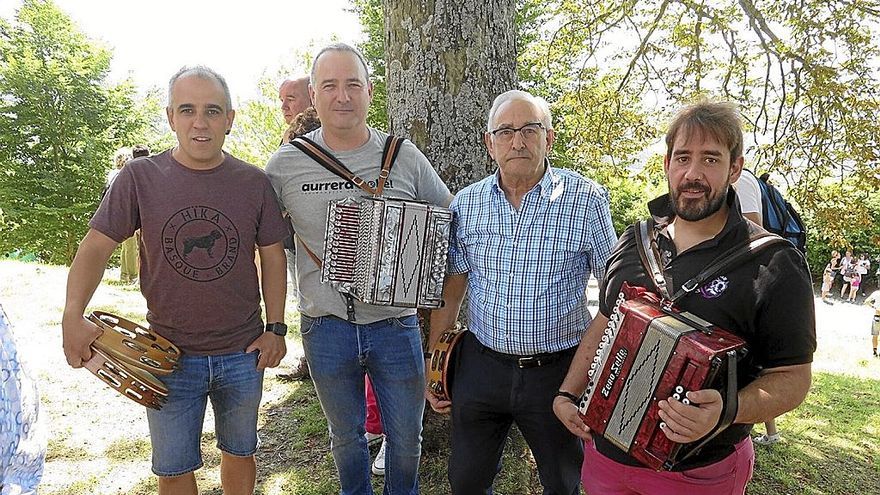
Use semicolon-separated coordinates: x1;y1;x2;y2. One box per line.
571;221;787;470
82;311;180;410
576;283;745;471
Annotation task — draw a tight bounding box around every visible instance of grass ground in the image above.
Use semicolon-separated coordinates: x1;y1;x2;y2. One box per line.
1;259;878;494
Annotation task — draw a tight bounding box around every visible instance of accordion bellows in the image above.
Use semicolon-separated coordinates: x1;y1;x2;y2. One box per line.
322;196;453;308
578;282;746;470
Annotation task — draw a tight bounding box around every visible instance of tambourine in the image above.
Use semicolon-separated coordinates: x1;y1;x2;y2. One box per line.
82;311;181;410
426;324;466;402
87;311;180;374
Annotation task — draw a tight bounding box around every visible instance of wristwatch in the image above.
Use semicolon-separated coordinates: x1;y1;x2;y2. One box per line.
265;322;288;336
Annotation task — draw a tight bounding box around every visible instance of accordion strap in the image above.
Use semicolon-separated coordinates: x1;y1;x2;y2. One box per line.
296;235;323;269
291;135;406;197
635;219;787;304
673;349;740;468
377;135;404;195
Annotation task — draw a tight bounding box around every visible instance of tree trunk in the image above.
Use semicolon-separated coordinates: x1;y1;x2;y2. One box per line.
384;0;517;194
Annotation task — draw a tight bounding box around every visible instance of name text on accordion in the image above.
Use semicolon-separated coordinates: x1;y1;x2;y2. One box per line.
601;348;629;399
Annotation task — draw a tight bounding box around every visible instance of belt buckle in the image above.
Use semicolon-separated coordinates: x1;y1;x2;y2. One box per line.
517;356;539;369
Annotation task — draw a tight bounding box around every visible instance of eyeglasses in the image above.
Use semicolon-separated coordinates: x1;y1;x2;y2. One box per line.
489;122;545;141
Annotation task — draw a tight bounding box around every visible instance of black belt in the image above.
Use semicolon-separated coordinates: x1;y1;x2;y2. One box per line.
473;337;575;369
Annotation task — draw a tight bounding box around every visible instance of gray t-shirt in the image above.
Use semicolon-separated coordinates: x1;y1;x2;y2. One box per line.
90;150;289;355
265;128;452;323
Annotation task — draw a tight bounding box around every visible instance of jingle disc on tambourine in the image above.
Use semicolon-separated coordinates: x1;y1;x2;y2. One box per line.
83;347;168;410
426;325;467;402
87;311;180;375
82;311;180;410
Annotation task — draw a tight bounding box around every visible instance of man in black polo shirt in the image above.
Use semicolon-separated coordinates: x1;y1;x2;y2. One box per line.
553;101;815;495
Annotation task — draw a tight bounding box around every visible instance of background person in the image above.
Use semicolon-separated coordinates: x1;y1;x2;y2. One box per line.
116;145;151;285
865;289;880;357
107;149;139;284
275;76;313;381
0;303;46;494
279;77;311;144
821;250;841;303
840;250;855;298
849;272;862;302
856;253;871;297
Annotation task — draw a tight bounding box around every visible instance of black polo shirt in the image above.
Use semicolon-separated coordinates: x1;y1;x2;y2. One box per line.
593;188;816;470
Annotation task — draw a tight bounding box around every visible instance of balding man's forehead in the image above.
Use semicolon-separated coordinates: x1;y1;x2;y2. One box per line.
281;78;309;96
314;50;369;83
170;74;228;110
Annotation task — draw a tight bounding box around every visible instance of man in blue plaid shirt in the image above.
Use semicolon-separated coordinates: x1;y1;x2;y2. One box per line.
427;89;617;494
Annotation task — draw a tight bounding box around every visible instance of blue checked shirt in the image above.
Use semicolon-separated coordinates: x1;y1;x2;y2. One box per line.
448;165;617;355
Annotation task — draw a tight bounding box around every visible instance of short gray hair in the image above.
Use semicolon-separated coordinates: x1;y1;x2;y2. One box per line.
310;43;371;86
486;90;553;131
167;65;233;111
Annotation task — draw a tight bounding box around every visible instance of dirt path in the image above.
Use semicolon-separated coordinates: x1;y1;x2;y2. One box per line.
0;259;877;493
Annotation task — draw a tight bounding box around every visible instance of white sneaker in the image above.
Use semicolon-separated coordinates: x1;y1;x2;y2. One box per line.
365;431;384;446
371;439;386;476
753;433;780;445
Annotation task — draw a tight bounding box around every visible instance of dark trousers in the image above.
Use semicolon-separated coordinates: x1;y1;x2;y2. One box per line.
448;332;583;495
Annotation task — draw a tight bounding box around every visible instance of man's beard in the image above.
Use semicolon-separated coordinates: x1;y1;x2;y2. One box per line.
669;180;728;221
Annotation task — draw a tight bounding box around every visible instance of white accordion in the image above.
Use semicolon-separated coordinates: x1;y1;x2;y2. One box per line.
322;196;453;309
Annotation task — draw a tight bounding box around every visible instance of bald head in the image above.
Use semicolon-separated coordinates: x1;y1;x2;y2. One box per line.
280;77;310;124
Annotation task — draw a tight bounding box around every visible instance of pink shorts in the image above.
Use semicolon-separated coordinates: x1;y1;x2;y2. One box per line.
581;437;754;495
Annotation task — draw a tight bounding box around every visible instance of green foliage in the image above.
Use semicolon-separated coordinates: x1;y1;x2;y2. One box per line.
354;1;880;244
804;182;880;277
0;0;149;264
226;49;321;167
536;0;880;245
226;73;287;167
351;0;388;130
125;86;175;155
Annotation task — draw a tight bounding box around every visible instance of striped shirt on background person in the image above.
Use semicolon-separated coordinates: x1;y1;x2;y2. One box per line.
448;164;617;355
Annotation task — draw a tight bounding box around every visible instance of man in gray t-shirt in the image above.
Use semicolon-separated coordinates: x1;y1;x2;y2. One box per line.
265;43;451;494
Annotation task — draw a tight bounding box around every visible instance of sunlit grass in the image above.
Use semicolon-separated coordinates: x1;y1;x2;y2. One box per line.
3;259;878;494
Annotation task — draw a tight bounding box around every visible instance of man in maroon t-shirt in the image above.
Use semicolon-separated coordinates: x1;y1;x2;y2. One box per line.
62;66;289;495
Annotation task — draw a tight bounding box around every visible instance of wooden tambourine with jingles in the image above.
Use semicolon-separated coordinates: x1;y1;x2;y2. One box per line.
426;324;467;402
82;311;181;410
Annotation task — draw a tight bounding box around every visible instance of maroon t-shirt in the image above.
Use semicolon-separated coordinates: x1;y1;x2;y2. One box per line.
91;150;288;355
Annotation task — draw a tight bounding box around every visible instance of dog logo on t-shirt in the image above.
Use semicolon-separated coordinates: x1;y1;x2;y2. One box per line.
162;206;240;282
183;230;223;259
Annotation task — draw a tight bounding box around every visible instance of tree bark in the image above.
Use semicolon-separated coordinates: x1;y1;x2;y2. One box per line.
384;0;517;193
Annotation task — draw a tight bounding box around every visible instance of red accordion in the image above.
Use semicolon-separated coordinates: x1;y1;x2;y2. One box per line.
577;282;745;471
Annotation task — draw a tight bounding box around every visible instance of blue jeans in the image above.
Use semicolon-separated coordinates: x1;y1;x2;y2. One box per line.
146;351;263;476
301;314;424;495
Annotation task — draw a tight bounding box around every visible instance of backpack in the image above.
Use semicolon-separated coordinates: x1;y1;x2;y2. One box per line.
749;170;807;253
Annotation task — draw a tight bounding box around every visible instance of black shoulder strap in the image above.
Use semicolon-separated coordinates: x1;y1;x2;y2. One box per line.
635;219;671;300
635;220;789;304
671;348;740;468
